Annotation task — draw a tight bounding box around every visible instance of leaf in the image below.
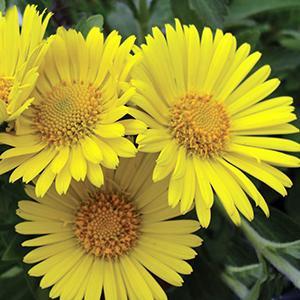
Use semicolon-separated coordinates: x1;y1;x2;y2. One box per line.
149;0;174;28
0;266;22;279
170;0;201;26
1;235;25;262
279;30;300;51
0;0;5;12
0;275;29;300
170;0;228;29
106;2;140;38
188;0;229;28
76;14;104;37
241;208;300;289
285;169;300;224
227;0;300;21
260;48;300;77
169;257;235;300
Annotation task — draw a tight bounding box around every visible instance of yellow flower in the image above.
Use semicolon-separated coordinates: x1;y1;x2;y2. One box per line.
0;5;52;123
16;154;202;300
0;27;142;197
129;19;300;227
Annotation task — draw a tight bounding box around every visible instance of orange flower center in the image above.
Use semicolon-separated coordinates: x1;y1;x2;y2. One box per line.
33;82;102;146
170;93;230;158
74;191;141;259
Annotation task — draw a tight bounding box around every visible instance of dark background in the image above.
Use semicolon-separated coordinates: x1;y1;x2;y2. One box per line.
0;0;300;299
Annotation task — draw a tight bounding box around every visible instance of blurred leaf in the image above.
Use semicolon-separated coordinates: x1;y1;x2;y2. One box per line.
285;169;300;224
227;0;300;21
168;257;235;300
0;265;22;279
106;2;140;38
260;48;300;78
149;0;174;28
171;0;200;26
279;30;300;51
0;274;29;300
234;24;270;48
189;0;229;28
1;235;24;262
171;0;228;29
0;0;5;12
76;14;104;37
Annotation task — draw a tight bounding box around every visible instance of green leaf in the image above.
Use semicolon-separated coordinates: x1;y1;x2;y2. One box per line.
0;266;22;279
188;0;229;28
260;48;300;78
1;235;25;262
279;30;300;51
76;14;104;37
285;169;300;224
227;0;300;21
0;0;5;12
240;208;300;289
149;0;174;28
170;0;228;29
106;2;140;38
170;0;201;27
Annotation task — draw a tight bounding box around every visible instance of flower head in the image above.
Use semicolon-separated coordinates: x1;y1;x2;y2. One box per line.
16;154;202;300
130;19;300;227
0;27;142;196
0;5;52;123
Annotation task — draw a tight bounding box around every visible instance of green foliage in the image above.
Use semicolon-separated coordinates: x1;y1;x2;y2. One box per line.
0;0;5;12
226;0;300;22
188;0;229;28
1;0;300;299
75;14;104;37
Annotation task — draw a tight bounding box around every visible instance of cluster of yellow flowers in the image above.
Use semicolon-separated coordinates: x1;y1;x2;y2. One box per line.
0;5;299;300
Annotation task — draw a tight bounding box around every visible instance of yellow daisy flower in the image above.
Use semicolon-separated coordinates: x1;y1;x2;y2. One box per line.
0;5;52;123
129;19;300;227
16;154;202;300
0;27;142;197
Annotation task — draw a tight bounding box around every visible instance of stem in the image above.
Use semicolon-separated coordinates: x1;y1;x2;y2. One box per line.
240;219;300;289
138;0;149;43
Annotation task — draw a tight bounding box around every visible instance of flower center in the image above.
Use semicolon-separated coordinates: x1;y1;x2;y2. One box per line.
0;77;13;105
33;82;102;146
170;93;230;158
74;191;141;259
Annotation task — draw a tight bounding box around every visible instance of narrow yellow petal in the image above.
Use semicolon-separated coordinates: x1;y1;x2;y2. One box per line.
193;157;214;208
23;239;76;263
132;248;183;287
105;137;137;158
103;260;118;300
87;162;104;187
119;119;147;135
120;256;153;300
94;123;125;138
228;143;300;168
70;145;87;181
85;259;104;300
35;166;56;197
180;158;196;214
231;136;300;152
50;146;70;174
80;136;103;164
224;153;287;196
133;258;167;300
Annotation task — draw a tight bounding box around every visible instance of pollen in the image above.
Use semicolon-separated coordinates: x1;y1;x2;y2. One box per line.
74;191;141;259
170;93;230;158
0;77;13;105
33;81;102;146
